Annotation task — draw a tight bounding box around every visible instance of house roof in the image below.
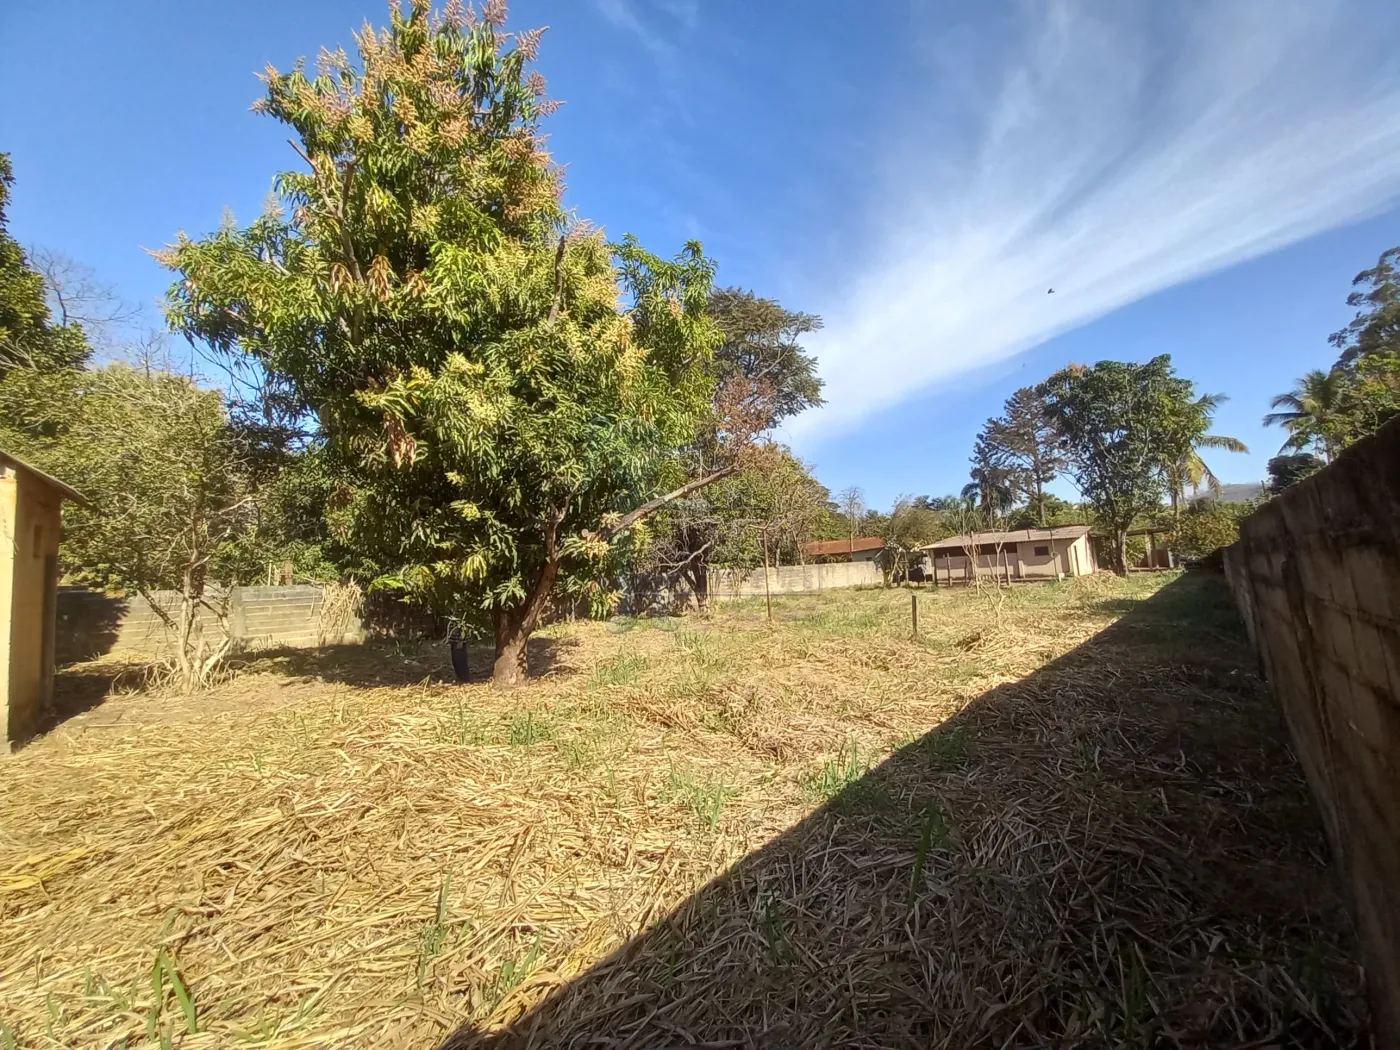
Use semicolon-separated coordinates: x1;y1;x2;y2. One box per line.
800;536;885;557
0;447;87;505
921;524;1091;551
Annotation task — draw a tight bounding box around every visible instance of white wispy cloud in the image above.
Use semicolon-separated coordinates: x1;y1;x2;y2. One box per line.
791;0;1400;441
592;0;695;59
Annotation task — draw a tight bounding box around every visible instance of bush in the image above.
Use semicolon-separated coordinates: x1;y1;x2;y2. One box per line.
1267;453;1322;493
1169;506;1243;562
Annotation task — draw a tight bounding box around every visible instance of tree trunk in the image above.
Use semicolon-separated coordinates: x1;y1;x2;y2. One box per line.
1113;529;1130;577
691;565;711;612
491;517;564;687
492;608;530;687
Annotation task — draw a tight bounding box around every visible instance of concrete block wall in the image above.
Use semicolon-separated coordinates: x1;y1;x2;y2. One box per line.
1222;414;1400;1047
710;560;881;600
56;584;368;663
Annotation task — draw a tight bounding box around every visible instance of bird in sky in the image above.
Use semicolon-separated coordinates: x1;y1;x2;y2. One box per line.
1047;288;1055;294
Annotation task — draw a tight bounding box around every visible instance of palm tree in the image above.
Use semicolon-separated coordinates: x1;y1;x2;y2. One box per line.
1167;393;1249;512
1263;369;1350;461
961;471;1014;519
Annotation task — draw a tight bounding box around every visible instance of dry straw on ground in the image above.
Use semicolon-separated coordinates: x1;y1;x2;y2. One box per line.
0;574;1364;1048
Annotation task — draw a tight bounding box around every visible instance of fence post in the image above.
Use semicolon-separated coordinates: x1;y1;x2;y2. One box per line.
911;593;918;638
762;529;773;624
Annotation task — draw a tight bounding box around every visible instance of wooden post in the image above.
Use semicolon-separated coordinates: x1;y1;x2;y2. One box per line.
762;528;773;624
911;592;919;638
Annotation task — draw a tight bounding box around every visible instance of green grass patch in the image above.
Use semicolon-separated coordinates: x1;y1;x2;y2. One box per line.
661;764;735;830
435;699;486;746
804;741;869;801
588;651;647;688
506;709;555;746
803;741;895;814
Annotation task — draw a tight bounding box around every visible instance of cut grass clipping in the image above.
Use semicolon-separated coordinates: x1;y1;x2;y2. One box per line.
0;573;1365;1047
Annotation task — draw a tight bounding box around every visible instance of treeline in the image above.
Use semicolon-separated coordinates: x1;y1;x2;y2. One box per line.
1264;246;1400;476
948;242;1400;571
4;2;1396;689
953;357;1249;573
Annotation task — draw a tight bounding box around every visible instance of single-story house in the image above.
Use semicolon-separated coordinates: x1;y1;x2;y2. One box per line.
799;536;885;563
920;524;1097;583
1;448;85;750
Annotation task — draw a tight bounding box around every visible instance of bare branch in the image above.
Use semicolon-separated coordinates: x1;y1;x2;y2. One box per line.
589;467;737;543
547;234;567;324
29;246;143;349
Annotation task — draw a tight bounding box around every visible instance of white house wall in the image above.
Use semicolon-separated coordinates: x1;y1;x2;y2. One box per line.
930;534;1096;581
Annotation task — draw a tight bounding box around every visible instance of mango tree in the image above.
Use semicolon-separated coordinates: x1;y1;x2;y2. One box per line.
162;1;731;684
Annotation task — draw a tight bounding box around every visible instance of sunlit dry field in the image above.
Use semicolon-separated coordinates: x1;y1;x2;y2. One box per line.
0;573;1363;1048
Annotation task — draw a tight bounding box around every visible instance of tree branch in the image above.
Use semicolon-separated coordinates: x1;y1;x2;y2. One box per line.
589;466;737;543
546;234;567;324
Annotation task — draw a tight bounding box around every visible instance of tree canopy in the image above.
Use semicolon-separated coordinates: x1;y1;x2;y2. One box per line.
1330;245;1400;365
0;154;90;378
707;288;823;430
1161;392;1247;513
970;386;1063;524
1266;244;1400;458
1039;356;1202;574
1266;452;1323;493
160;0;728;684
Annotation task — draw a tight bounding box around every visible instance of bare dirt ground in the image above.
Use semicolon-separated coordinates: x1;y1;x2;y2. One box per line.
0;573;1364;1048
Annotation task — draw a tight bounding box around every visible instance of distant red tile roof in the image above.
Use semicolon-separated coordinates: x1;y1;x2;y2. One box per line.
800;536;885;557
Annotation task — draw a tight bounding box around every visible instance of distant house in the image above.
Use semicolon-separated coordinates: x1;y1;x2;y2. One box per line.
799;536;885;564
920;525;1097;583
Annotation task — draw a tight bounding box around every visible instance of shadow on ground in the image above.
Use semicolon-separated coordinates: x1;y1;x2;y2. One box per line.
442;574;1364;1049
41;666;129;730
242;635;578;688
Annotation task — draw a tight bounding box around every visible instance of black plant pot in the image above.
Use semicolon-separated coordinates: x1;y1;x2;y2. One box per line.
449;638;470;682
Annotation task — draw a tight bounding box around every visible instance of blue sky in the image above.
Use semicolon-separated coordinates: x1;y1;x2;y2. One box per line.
3;0;1400;507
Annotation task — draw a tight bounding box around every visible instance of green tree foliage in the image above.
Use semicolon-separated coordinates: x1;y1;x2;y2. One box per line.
1162;392;1248;514
1330;245;1400;365
1336;351;1400;443
0;154;90;378
1168;503;1245;563
971;387;1064;524
1263;368;1350;460
875;497;947;583
1266;453;1323;493
0;156;316;691
642;289;824;605
1266;245;1400;459
160;2;727;684
0;155;93;453
960;454;1015;518
807;501;855;543
1007;493;1082;529
44;365;253;691
707;288;823;430
1039;356;1200;575
642;447;828;608
222;445;346;583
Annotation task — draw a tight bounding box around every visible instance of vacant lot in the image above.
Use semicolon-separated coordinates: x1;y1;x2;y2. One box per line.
0;574;1364;1048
